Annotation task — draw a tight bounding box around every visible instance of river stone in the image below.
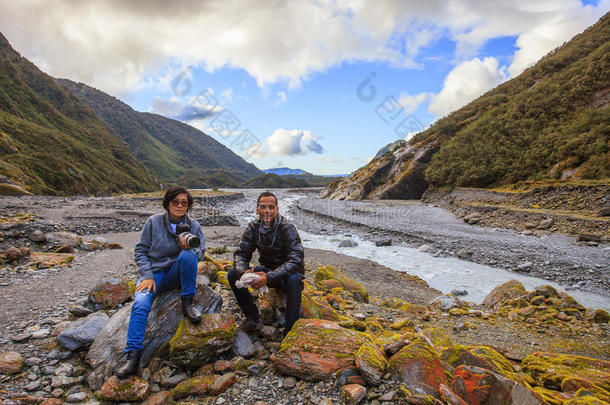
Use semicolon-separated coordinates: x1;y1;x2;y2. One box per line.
429;294;462;312
86;277;222;390
233;331;255;358
482;280;527;310
270;319;369;381
28;230;46;242
100;375;151;402
169;313;236;368
450;365;544;405
141;390;173;405
65;392;87;403
341;384;367;404
57;312;109;351
69;305;93;317
339;239;358;247
0;351;23;375
88;278;131;310
46;232;82;248
388;334;447;397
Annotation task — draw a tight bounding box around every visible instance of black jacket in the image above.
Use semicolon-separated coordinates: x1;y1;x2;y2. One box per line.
234;215;304;283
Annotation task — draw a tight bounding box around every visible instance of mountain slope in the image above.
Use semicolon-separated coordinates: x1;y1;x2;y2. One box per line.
0;33;158;195
57;79;261;186
322;12;609;200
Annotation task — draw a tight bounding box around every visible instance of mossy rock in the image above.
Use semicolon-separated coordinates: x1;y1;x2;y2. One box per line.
216;271;229;288
169;313;236;368
420;327;452;348
172;375;216;399
382;297;427;316
522;352;610;391
562;377;610;402
532;386;571;405
355;341;388;386
314;265;369;303
482;280;527;309
338;320;367;331
301;289;339;321
585;308;610;324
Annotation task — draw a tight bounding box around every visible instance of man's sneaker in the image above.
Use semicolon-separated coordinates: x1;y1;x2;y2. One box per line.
240;318;262;333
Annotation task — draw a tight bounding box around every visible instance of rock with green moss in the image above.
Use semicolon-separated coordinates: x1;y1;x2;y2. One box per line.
172;375;216;399
482;280;527;309
170;313;236;368
99;375;150;402
270;319;370;381
301;289;340;321
314;265;369;303
585;308;610;324
532;386;571;405
562;377;610;403
387;334;448;397
355;341;388;386
421;327;452;348
382;297;427;316
522;352;610;391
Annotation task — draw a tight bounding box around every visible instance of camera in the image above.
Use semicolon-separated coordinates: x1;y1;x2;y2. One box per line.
175;223;201;248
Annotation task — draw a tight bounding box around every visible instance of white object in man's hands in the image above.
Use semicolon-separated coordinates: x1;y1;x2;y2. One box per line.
235;272;269;293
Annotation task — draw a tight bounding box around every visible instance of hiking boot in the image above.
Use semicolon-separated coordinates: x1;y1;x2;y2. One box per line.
240;318;262;333
181;296;202;323
115;350;141;378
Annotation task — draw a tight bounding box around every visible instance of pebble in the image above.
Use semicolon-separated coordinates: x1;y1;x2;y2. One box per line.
65;392;87;402
24;380;42;391
32;329;50;339
283;376;297;389
11;332;33;342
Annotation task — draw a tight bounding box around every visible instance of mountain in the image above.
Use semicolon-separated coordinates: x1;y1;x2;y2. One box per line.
322;12;610;200
57;79;261;188
0;33;158;195
263;167;310;176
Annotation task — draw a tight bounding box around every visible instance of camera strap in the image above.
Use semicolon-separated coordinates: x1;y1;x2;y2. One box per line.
163;212;190;247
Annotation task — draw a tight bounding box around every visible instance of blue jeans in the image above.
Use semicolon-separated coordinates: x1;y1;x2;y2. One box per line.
228;266;303;333
125;249;198;352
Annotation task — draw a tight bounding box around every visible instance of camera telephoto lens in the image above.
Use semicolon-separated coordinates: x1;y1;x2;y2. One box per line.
181;232;201;248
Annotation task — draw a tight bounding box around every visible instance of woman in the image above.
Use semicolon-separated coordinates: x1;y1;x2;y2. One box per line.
116;186;206;378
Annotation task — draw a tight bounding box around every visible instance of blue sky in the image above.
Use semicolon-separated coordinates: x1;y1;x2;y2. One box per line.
1;0;608;175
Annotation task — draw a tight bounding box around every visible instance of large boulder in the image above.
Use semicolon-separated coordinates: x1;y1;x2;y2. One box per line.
86;278;222;390
271;319;369;381
521;352;610;392
314;265;369;303
57;312;109;351
483;280;527;310
441;345;526;385
169;313;237;368
450;365;544;405
387;334;447;397
88;278;131;310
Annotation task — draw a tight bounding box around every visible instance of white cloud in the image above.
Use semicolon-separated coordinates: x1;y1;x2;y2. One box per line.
266;129;324;156
398;92;433;113
428;57;507;117
243;142;267;159
274;91;287;106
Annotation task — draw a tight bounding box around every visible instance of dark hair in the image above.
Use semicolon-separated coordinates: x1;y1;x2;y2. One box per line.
257;191;278;206
163;186;194;211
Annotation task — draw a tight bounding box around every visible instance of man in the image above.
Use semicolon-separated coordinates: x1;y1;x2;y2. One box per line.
228;191;304;335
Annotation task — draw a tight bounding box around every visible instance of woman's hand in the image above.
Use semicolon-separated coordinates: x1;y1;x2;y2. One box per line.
179;235;191;250
136;279;156;293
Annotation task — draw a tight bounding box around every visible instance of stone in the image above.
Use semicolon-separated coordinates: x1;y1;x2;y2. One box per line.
315;265;369;303
482;280;527;310
521;352;610;391
517;262;533;272
32;329;50;339
171;374;217;399
23;380;41;391
335;367;366;387
440;345;525;385
24;357;42;366
538;218;554;229
169;313;236;368
100;375;151;402
339;239;358;247
40;399;63;405
65;392;87;402
418;244;434;253
283;376;297;389
585;308;610;324
48;349;72;360
301;287;340;321
28;230;46;242
208;372;237;395
456;249;472;259
46;232;82;248
341;384;366;404
451;289;468;296
57;311;109;351
271;319;369;381
11;332;32;343
233;331;255;358
88;278;131;310
4;246;29;261
576;234;602;242
450;365;544;405
375;239;392;247
0;351;23;374
86;278;222;390
160;372;188;387
429;294;462;312
69;305;93;317
355;342;387;386
387;334;447;397
439;384;468;405
141;390;173;405
51;375;77;388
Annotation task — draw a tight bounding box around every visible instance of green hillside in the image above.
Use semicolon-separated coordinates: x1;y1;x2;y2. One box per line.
322;12;609;200
57;79;261;186
0;33;158;195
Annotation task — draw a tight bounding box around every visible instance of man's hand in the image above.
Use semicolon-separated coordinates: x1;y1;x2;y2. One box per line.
136;279;156;293
179;235;191;250
252;272;267;288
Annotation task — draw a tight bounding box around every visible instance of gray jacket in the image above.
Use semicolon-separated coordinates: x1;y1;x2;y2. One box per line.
134;213;206;280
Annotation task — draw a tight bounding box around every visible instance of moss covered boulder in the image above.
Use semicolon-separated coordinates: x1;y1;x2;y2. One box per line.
301;289;339;321
387;334;448;397
172;372;236;399
482;280;527;310
355;341;388;386
585;308;610;324
99;375;150;402
382;297;428;317
270;319;369;381
88;278;131;310
449;365;544;405
314;265;369;303
522;352;610;392
169;313;236;368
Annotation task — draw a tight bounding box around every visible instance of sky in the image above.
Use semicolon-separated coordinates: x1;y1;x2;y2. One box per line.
1;0;608;175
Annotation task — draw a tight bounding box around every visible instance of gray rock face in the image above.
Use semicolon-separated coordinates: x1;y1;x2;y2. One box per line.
86;277;222;390
57;312;109;351
233;332;255;358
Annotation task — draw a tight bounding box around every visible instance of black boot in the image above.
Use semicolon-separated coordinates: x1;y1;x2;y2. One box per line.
115;350;141;378
182;296;201;323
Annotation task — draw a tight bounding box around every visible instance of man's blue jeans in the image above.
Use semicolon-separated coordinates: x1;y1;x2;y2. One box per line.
227;266;303;333
125;249;198;352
